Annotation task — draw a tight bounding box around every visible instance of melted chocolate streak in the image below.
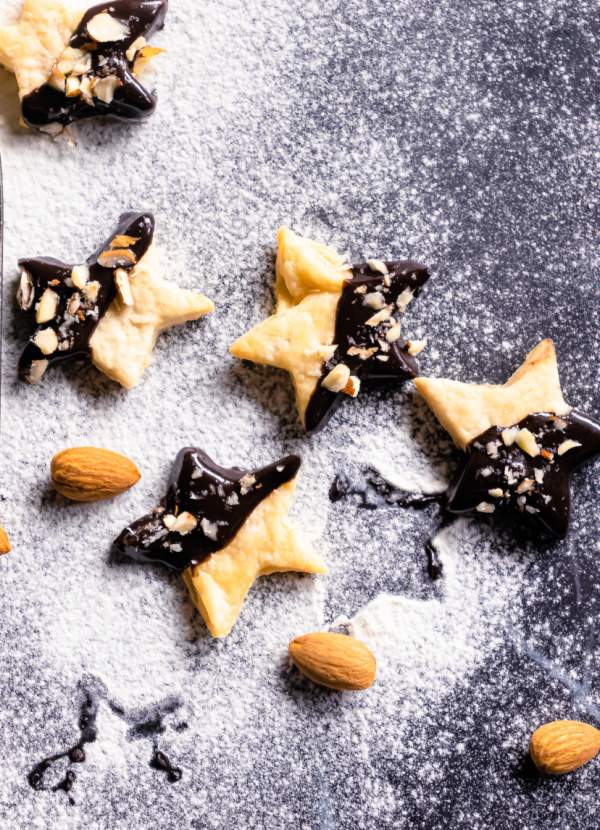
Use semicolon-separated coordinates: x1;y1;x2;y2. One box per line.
329;467;449;579
28;678;184;803
114;449;301;570
305;260;430;433
22;0;169;129
448;410;600;538
18;212;154;382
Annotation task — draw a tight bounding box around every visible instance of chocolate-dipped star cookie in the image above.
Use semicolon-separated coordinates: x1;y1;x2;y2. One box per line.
17;211;214;387
114;449;326;637
0;0;167;134
416;340;600;537
230;227;430;433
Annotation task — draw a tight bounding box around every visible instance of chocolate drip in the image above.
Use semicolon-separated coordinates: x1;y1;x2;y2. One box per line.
330;468;444;511
114;449;301;570
447;410;600;537
425;538;444;579
28;679;184;802
22;0;168;131
305;260;429;432
150;750;182;783
329;465;448;578
28;688;98;805
17;211;154;383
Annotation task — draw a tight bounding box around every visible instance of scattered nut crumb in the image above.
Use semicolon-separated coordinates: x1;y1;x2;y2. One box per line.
322;363;351;392
94;75;122;105
362;291;386;310
71;264;90;289
83;281;100;302
557;439;582;456
365;306;392;326
17;269;34;310
407;338;427;356
87;12;130;43
515;428;540;457
366;259;388;275
396;288;414;310
98;248;137;268
516;478;534;494
386;323;402;343
343;375;361;397
36;288;59;324
200;518;219;540
501;427;519;447
347;345;378;360
115;269;134;306
239;474;256;495
164;511;197;535
33;328;59;355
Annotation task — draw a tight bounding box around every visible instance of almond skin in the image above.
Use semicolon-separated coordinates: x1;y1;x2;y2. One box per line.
51;447;141;502
0;527;11;555
530;720;600;775
289;632;376;691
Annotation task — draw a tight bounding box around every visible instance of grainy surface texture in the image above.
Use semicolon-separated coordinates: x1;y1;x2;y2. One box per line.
0;1;599;828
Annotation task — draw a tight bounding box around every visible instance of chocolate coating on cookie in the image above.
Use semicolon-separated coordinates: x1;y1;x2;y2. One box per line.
17;211;154;383
447;411;600;537
114;449;301;570
305;260;429;432
22;0;168;131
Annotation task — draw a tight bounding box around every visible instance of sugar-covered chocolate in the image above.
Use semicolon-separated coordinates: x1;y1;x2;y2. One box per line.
21;0;168;132
305;260;429;432
447;411;600;537
114;449;301;570
17;211;154;384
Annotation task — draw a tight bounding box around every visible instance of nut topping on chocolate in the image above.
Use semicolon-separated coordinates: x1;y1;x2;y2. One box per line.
231;227;430;433
16;211;214;388
16;212;154;384
416;340;600;537
114;450;303;571
0;0;169;133
447;411;600;536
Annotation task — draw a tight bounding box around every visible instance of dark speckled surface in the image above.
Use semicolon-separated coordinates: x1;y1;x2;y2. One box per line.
0;0;599;827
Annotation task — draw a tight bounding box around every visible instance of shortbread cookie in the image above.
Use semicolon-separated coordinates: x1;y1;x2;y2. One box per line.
114;449;326;637
0;0;167;134
416;340;600;537
230;227;430;432
17;211;214;387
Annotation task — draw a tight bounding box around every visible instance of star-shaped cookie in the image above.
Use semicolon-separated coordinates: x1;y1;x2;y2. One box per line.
415;339;600;537
0;0;167;133
114;448;326;637
16;211;214;387
230;227;430;432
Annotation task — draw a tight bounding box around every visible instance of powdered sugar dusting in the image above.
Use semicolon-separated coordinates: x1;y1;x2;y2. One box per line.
0;0;599;826
347;520;531;704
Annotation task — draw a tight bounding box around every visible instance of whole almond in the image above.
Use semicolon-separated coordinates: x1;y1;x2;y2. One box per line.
289;631;376;691
530;720;600;775
0;527;11;555
51;447;141;502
